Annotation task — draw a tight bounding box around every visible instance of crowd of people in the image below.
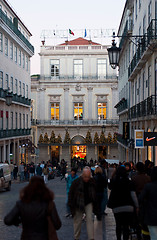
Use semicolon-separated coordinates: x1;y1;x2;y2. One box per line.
3;158;157;240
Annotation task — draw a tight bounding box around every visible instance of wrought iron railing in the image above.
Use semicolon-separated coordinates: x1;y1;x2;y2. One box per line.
0;88;31;106
116;99;128;114
39;75;118;81
0;128;31;139
0;9;34;53
128;19;157;78
129;95;157;119
31;119;119;126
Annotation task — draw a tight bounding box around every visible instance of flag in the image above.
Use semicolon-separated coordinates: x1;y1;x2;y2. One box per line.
84;29;87;37
69;29;74;36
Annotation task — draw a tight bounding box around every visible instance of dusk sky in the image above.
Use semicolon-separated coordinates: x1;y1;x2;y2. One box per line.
8;0;126;75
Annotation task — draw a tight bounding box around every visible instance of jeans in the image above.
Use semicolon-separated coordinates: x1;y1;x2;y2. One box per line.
101;188;108;214
114;212;133;240
44;175;48;184
73;203;94;240
29;173;34;179
20;172;24;182
148;226;157;240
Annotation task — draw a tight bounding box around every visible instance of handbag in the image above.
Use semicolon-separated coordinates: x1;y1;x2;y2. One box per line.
47;201;59;240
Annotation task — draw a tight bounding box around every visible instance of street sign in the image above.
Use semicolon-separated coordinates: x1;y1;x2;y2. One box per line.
144;132;157;146
135;130;144;148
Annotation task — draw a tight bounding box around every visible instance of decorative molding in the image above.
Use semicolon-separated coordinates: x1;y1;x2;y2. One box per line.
75;84;81;91
64;87;70;92
37;88;46;92
72;94;85;102
87;87;93;91
49;95;61;102
96;95;108;102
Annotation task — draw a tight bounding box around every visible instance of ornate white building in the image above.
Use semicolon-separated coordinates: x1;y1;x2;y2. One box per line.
31;38;119;163
0;0;34;163
116;0;157;165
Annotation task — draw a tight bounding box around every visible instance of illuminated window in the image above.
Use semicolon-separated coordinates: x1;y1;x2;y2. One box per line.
97;59;107;78
51;103;60;120
74;103;83;120
50;60;59;77
74;60;83;78
98;103;107;120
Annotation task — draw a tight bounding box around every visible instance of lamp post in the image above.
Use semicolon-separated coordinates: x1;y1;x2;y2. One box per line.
107;33;121;69
5;89;13;106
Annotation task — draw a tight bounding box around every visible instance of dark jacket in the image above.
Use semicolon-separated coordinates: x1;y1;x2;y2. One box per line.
108;177;135;209
140;180;157;226
132;173;151;197
94;173;106;195
68;176;97;216
4;200;61;240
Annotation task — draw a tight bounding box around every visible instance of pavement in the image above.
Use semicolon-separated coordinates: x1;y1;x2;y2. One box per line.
0;177;116;240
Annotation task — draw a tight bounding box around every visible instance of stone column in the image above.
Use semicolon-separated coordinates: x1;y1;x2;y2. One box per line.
37;88;46;120
64;87;69;121
87;87;93;120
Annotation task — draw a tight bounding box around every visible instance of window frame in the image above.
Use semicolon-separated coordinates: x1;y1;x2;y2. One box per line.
73;102;83;120
73;59;83;78
97;102;107;120
50;103;60;120
0;32;3;52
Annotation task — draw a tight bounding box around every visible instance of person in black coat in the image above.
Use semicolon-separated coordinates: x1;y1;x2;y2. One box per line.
4;176;61;240
94;166;106;220
108;166;139;240
140;167;157;240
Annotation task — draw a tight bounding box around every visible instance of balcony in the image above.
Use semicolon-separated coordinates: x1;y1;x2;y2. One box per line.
115;98;128;114
0;9;34;53
0;88;31;106
117;133;128;147
128;19;157;79
0;128;31;139
129;95;157;119
119;19;133;49
38;74;117;81
31;119;119;126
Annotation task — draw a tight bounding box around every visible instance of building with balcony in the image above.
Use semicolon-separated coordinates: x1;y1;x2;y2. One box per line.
116;0;157;165
0;0;34;163
31;37;119;164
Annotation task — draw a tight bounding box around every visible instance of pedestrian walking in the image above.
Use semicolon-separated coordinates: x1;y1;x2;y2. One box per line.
29;163;35;179
43;164;49;184
36;164;43;176
94;166;106;221
140;167;157;240
65;168;78;217
68;166;97;240
99;159;108;215
19;162;25;182
4;176;61;240
108;166;139;240
13;164;18;180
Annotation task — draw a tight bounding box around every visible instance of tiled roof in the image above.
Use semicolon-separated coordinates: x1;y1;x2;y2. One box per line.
60;37;100;46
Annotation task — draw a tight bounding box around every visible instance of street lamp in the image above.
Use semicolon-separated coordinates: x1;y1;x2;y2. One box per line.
5;88;13;106
107;33;121;69
101;125;106;133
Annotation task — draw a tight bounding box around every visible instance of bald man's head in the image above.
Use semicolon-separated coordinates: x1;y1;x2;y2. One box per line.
82;167;92;182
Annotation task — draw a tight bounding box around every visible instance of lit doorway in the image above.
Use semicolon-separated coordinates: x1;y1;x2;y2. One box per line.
71;145;86;159
98;146;107;159
51;146;60;161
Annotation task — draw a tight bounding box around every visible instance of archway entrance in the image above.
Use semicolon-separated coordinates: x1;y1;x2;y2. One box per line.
71;135;86;159
98;146;107;160
51;146;60;162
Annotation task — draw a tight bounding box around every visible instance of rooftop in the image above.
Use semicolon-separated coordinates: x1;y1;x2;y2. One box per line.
60;37;100;46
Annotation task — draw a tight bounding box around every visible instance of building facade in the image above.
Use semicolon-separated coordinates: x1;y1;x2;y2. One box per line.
0;0;34;163
117;0;157;165
31;38;119;164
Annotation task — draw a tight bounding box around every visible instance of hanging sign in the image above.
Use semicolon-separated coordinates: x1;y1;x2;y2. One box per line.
135;130;144;148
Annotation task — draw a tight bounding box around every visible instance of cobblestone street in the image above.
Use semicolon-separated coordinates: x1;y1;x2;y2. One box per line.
0;177;116;240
